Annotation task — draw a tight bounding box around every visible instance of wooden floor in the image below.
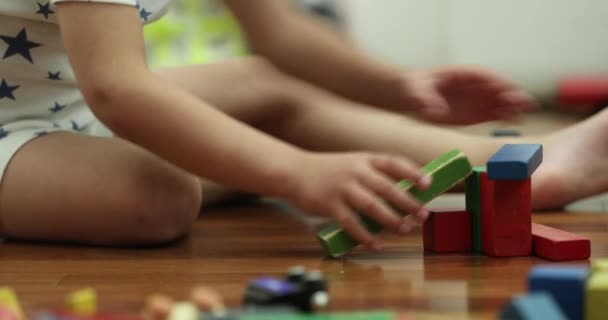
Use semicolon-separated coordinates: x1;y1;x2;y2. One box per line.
1;200;606;319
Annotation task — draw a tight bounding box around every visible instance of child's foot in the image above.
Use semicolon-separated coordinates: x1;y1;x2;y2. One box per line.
532;108;608;209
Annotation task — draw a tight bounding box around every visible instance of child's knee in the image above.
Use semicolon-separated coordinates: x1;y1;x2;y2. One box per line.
120;160;202;245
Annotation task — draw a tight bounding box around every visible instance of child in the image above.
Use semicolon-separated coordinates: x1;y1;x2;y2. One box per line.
1;0;606;252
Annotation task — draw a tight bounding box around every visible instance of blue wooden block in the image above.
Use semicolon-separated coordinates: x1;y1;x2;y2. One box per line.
527;265;589;320
487;144;543;180
500;292;567;320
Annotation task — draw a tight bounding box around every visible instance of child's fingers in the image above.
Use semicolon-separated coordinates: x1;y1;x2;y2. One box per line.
359;171;428;226
143;294;174;320
370;155;431;189
190;287;226;314
330;202;381;252
344;185;402;233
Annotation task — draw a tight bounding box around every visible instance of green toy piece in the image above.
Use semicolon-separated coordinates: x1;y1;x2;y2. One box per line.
317;149;473;258
465;166;486;253
241;310;395;320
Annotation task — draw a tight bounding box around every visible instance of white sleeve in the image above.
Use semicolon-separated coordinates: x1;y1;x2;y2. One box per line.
50;0;138;6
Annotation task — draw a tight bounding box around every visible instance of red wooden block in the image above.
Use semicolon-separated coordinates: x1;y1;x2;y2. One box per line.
478;171;495;254
558;75;608;114
532;223;591;261
0;308;17;320
483;178;532;257
423;209;472;253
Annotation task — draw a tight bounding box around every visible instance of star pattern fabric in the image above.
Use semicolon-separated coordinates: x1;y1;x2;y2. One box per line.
1;28;42;63
35;1;55;19
0;78;19;100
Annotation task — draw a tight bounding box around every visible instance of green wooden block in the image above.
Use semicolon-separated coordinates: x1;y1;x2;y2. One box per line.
465;166;486;253
317;149;473;258
241;310;395;320
586;272;608;320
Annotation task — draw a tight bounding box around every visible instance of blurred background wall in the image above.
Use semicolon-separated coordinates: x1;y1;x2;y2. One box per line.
345;0;608;99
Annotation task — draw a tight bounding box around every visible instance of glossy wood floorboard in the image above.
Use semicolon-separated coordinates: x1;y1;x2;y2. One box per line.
1;201;606;319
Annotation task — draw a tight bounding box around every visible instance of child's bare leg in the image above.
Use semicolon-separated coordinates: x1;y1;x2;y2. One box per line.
0;132;202;245
159;57;608;210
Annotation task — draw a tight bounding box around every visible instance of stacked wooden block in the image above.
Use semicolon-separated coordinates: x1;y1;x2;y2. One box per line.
424;144;591;262
500;262;608;320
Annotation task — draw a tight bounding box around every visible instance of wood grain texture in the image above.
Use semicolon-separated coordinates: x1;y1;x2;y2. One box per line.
0;202;606;319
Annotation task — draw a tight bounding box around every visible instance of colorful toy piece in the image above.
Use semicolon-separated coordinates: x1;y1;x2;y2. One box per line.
558;75;608;114
243;266;329;312
592;259;608;272
487;144;542;180
465;167;486;253
586;271;608;320
423;209;471;253
527;265;589;320
482;179;532;257
0;288;24;320
532;223;591;261
168;302;198;320
66;288;97;316
317;149;473;257
499;292;567;320
0;308;17;320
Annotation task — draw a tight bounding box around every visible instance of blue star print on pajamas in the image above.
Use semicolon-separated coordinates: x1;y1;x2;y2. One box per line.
34;130;48;137
1;28;41;63
49;102;66;112
0;78;19;100
71;120;81;131
140;8;152;21
47;71;61;80
35;1;54;19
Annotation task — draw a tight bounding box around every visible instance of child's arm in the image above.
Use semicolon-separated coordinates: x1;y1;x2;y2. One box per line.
225;0;537;124
55;2;300;197
55;2;431;250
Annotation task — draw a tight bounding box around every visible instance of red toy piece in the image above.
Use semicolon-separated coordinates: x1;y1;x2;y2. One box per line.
478;171;495;255
423;209;472;253
558;75;608;114
483;179;532;257
532;223;591;261
0;308;17;320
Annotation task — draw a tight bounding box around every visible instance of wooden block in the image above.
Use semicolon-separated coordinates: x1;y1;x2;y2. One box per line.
492;129;521;137
528;265;589;320
585;271;608;320
317;149;472;258
168;302;198;320
0;288;24;320
66;288;97;316
592;259;608;273
499;292;567;320
423;209;471;253
558;75;608;114
477;171;496;256
465;167;486;253
482;178;532;257
0;308;17;320
239;310;398;320
487;144;543;180
532;223;591;261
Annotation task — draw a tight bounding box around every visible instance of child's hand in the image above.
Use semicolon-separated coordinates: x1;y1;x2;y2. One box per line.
399;66;538;125
286;152;432;252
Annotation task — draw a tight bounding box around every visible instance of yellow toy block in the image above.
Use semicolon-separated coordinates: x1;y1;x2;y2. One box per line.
66;288;97;315
586;272;608;320
0;288;24;320
592;259;608;273
168;302;198;320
